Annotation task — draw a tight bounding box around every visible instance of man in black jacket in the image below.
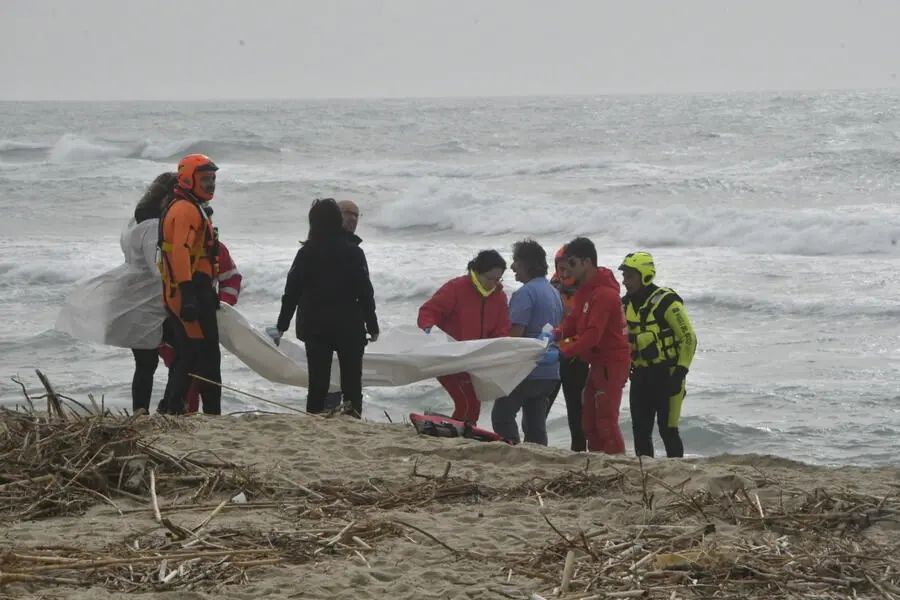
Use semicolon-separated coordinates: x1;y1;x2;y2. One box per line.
272;198;379;418
322;200;374;410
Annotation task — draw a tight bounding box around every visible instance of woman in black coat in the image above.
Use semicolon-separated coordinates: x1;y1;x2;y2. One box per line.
273;198;379;417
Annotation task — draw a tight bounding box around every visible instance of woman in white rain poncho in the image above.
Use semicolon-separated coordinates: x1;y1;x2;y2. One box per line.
55;172;177;412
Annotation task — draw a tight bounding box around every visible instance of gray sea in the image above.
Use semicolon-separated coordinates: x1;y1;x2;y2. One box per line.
2;90;899;467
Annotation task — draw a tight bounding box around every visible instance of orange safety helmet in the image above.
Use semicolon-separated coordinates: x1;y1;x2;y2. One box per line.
554;245;567;264
176;153;218;201
552;245;566;281
553;244;578;292
553;245;573;279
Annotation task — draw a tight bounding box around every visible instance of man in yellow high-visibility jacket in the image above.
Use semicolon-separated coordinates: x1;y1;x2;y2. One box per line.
619;252;697;458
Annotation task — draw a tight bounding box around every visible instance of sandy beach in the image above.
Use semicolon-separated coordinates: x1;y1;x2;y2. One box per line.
3;393;900;600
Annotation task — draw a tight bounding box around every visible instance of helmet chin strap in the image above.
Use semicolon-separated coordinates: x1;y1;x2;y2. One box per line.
175;185;211;203
192;182;214;201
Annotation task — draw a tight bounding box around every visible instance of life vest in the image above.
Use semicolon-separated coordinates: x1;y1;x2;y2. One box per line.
550;273;578;314
156;196;219;297
623;287;681;368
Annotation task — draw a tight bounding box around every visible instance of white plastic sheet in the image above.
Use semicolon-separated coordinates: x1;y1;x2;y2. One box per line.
217;304;546;402
55;219;166;350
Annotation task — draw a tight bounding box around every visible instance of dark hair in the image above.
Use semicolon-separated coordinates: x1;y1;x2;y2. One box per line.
512;238;548;278
304;197;343;244
134;171;177;222
563;237;598;265
467;249;506;274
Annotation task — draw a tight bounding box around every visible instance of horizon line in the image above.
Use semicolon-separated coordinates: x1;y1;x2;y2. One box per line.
2;83;899;103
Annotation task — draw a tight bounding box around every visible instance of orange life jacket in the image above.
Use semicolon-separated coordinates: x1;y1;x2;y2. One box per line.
157;194;219;299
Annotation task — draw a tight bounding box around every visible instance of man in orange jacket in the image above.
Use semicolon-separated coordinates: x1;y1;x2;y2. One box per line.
547;245;590;452
158;201;241;414
156;153;223;415
553;237;631;454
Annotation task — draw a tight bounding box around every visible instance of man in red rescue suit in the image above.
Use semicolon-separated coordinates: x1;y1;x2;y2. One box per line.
157;154;223;415
158;201;241;413
552;237;631;454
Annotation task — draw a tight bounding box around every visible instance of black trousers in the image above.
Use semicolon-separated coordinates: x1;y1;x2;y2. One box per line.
547;358;590;452
131;348;158;414
629;365;684;458
159;280;222;415
304;333;365;417
130;319;176;414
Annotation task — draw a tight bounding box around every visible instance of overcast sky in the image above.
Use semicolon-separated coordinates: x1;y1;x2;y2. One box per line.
2;0;899;101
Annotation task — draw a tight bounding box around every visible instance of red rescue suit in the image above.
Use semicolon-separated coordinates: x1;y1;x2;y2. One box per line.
417;273;510;423
555;268;631;454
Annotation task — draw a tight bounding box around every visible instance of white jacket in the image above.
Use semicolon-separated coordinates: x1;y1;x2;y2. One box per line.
55;217;166;349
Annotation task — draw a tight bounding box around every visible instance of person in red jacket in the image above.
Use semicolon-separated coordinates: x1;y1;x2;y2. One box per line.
417;250;511;423
158;205;242;414
553;237;631;454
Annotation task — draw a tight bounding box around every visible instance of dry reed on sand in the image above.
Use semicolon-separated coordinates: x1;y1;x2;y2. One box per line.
508;464;900;600
282;459;900;599
5;371;900;598
0;370;265;521
280;460;900;599
0;519;402;592
0;461;629;594
291;458;631;520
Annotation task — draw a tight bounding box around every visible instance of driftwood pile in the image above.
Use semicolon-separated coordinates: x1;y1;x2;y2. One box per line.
0;370;260;522
1;370;899;598
0;519;401;592
295;460;900;599
509;479;900;599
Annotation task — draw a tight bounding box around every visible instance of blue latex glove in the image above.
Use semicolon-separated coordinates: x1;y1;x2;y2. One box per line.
422;326;432;334
537;331;555;344
265;326;283;346
536;347;560;365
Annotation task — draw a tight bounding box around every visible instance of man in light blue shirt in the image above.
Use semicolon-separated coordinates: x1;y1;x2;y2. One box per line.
491;239;564;445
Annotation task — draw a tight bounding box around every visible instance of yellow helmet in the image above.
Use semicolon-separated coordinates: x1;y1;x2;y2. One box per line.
619;251;656;285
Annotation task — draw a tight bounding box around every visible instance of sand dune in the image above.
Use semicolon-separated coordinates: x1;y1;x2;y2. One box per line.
2;409;900;600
